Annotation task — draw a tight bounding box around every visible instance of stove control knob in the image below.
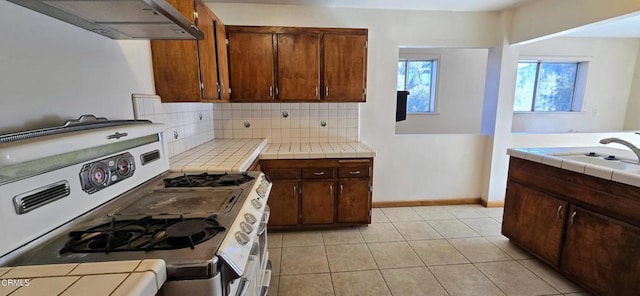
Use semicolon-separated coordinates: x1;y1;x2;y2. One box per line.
244;213;258;225
240;221;254;234
251;199;263;209
235;231;250;245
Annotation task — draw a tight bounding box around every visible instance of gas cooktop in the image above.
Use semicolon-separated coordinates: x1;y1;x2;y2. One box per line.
164;172;255;188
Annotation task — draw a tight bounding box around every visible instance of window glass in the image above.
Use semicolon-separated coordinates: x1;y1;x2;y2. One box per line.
514;61;581;112
397;60;436;113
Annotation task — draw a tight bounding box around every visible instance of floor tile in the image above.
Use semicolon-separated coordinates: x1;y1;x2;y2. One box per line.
428;219;480;238
268;232;283;248
359;223;404;243
281;246;329;275
393;221;442;240
381;267;448;296
493;216;503;223
409;239;469;266
270;248;282;275
322;228;365;245
367;241;423;269
430;264;506;296
460;218;502;236
371;208;390;223
448;237;511;262
485;235;532;260
279;273;334;296
270;275;279;296
412;206;456;220
475;207;504;218
380;207;422;222
325;244;377;272
332;270;391;296
282;231;324;247
519;259;584;293
442;205;488;219
476;261;558;295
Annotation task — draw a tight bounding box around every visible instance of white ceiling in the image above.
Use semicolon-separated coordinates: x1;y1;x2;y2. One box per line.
210;0;640;38
209;0;535;12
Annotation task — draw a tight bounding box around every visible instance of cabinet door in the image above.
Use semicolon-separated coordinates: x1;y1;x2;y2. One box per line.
561;206;640;296
301;181;335;224
228;32;275;101
214;18;230;101
267;181;299;226
196;0;218;101
337;180;370;224
502;181;567;266
323;34;367;102
277;33;321;101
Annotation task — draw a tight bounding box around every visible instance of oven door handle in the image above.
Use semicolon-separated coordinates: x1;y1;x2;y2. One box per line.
258;205;270;235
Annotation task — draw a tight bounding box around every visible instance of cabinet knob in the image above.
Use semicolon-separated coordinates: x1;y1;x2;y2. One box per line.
315;86;319;97
570;211;577;225
269;86;273;97
556;205;563;219
330;185;333;195
340;184;343;195
325;86;329;97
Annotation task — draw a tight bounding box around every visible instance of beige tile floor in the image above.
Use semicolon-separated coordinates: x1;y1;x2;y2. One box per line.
267;204;591;296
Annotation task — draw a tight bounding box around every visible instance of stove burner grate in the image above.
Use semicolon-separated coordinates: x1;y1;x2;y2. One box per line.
163;173;254;188
60;215;225;254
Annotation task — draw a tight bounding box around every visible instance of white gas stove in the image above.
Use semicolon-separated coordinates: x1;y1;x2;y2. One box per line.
0;115;272;296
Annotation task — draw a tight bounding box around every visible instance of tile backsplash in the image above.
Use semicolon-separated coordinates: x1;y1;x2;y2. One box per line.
212;103;359;143
132;94;214;157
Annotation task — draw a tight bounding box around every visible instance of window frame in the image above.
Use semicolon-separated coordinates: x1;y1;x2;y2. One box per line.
513;58;589;113
397;57;439;114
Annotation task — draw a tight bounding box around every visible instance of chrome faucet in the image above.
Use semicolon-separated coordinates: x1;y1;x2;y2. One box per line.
599;132;640;163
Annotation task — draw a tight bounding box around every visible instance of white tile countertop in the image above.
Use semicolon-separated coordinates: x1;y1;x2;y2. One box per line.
0;260;166;296
169;139;376;173
508;146;640;187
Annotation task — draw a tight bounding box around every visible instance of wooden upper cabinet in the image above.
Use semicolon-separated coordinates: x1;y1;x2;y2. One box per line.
214;20;230;101
277;33;321;101
196;1;218;101
227;32;275;101
323;33;367;102
150;0;229;103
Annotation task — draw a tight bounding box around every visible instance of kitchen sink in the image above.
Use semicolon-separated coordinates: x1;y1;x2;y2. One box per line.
562;154;640;173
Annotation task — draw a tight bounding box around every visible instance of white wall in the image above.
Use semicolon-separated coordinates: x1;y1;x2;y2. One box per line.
395;48;488;134
0;1;154;134
512;37;640;133
625;46;640;130
210;3;501;202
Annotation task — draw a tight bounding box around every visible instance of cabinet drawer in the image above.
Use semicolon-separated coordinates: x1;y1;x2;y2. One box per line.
338;167;370;178
262;168;300;180
302;168;336;179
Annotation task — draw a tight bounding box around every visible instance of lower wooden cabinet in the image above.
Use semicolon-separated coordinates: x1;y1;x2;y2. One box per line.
561;205;640;296
262;158;372;229
503;157;640;296
503;181;567;266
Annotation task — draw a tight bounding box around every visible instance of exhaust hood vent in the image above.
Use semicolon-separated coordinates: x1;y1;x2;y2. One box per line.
14;181;71;214
7;0;204;40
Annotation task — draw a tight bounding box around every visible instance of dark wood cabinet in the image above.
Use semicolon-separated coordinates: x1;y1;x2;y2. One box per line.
151;0;228;102
267;181;299;226
277;33;321;101
227;31;275;102
226;26;367;103
337;180;370;224
503;181;567;266
323;34;367;102
503;157;640;296
261;158;372;229
301;181;335;224
561;205;640;296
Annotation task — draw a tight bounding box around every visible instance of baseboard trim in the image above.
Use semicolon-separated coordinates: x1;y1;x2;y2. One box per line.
372;198;482;208
482;200;505;208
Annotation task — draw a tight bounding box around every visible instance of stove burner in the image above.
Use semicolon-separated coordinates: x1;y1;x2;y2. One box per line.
163;173;254;188
60;215;225;254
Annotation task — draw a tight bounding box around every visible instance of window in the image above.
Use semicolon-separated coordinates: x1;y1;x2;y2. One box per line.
397;59;438;113
514;61;587;112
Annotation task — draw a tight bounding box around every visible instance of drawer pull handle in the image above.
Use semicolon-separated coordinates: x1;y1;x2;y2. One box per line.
314;171;325;176
330;185;333;194
293;185;296;196
570;211;577;225
340;185;343;195
349;171;361;175
556;205;563;219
